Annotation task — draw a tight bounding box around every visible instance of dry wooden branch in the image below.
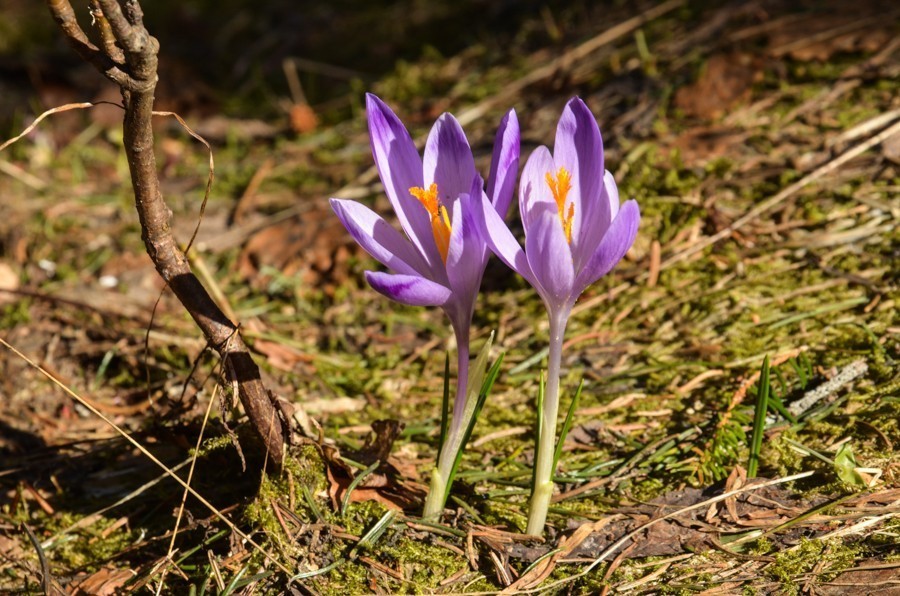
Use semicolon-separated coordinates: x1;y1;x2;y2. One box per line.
45;0;286;465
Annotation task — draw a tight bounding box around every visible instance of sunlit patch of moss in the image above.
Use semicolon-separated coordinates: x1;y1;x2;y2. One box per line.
245;445;328;538
482;499;527;532
316;558;370;596
381;537;468;591
193;434;234;458
46;512;138;571
617;147;705;245
767;538;861;593
346;501;391;538
244;480;283;540
764;429;806;478
870;518;900;555
695;408;749;483
749;536;774;557
553;496;614;521
0;299;30;327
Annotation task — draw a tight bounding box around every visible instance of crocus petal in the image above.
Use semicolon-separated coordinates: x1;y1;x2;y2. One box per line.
474;191;539;291
526;204;575;308
330;198;430;277
603;170;620;221
365;271;452;307
553;98;610;268
486;109;520;218
445;189;484;320
519;146;557;239
574;199;640;295
573;169;620;273
423;113;477;214
366;94;441;271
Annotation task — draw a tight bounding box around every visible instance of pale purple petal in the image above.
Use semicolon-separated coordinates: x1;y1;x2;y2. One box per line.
365;271;451;307
603;170;620;221
519;146;556;238
445;186;485;321
366;94;441;271
574;199;640;295
525;205;575;308
572;169;620;272
553;98;610;267
330;198;430;278
486;109;520;218
474;192;539;291
423;113;477;219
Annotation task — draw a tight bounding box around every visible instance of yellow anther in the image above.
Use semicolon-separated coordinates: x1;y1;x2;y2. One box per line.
546;167;574;243
410;183;452;263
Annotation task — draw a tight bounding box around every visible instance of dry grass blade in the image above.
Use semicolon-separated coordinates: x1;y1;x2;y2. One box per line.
150;110;214;256
0;102;119;153
153;382;222;594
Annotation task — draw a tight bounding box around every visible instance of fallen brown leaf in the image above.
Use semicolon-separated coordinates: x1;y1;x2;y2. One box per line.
71;567;136;596
323;422;426;512
674;53;761;120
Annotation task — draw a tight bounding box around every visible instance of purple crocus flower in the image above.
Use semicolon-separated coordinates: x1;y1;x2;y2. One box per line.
475;97;639;535
330;93;519;518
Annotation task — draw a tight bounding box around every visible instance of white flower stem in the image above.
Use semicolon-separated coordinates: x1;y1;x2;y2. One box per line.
526;308;568;536
422;466;448;520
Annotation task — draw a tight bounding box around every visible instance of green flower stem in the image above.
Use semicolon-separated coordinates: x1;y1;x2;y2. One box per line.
423;325;470;520
526;309;568;536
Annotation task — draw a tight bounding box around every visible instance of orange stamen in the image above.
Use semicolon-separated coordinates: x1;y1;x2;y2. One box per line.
546;167;574;243
410;183;452;263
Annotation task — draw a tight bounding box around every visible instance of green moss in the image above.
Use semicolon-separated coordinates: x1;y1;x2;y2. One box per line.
245;445;329;537
764;430;806;478
317;559;370;595
767;538;861;593
192;434;233;458
46;513;137;571
338;500;389;536
382;537;468;591
0;299;30;327
482;499;528;532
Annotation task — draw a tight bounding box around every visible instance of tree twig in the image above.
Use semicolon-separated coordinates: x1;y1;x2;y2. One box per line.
45;0;286;465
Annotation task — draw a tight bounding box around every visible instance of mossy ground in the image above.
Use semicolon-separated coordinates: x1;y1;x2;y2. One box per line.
1;0;898;593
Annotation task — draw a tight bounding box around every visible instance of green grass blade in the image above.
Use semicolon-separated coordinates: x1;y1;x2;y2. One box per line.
175;529;228;565
301;482;323;522
341;460;380;516
289;559;344;582
535;370;545;443
221;564;248;596
355;509;398;552
766;392;797;424
437;352;450;462
553;378;583;470
747;355;770;478
450;495;486;525
532;370;545;490
773;367;789;399
444;353;504;504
